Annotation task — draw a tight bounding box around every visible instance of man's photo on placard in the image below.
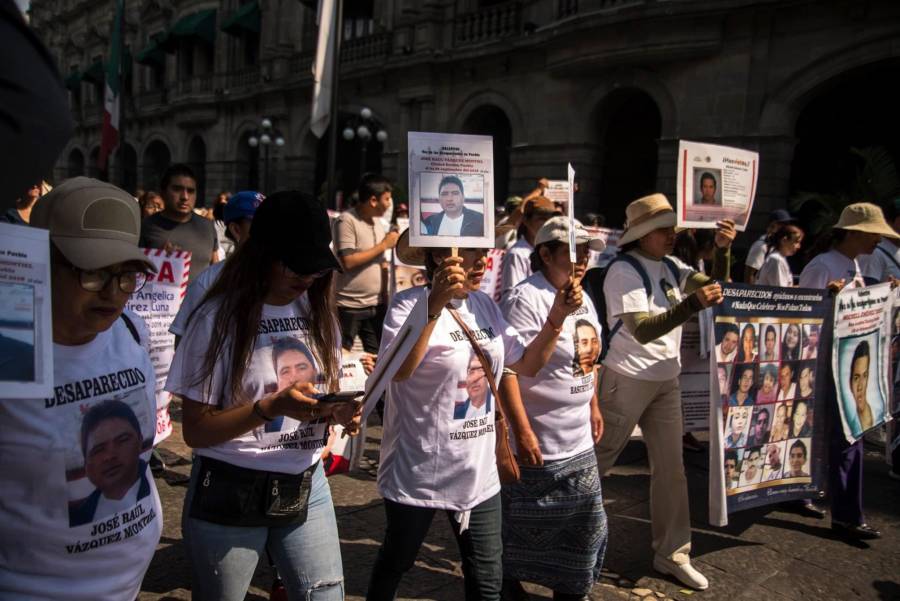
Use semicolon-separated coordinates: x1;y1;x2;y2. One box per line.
693;168;722;206
419;173;485;237
0;282;36;383
837;334;887;440
67;393;154;527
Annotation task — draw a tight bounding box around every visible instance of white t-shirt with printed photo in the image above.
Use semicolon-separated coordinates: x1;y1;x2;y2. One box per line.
603;252;695;381
166;294;335;474
500;237;533;299
169;260;225;337
0;312;163;601
377;287;526;511
501;271;600;460
756;251;793;287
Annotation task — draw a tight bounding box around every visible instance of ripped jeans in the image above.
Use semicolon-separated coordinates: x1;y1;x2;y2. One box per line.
183;460;344;601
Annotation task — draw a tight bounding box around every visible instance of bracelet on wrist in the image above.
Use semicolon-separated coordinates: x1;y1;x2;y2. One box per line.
252;399;274;422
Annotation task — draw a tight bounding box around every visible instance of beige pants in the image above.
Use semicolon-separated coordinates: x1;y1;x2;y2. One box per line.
595;368;691;561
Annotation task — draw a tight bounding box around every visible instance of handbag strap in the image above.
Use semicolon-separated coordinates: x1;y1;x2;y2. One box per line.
446;306;506;422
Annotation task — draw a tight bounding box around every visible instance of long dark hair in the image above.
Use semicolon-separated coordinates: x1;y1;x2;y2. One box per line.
190;238;339;404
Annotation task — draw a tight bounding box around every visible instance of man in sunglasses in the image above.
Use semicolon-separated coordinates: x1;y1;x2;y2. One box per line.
0;177;163;599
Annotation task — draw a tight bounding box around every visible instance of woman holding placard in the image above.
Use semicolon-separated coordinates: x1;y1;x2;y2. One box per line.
499;216;608;601
366;229;583;601
595;194;736;591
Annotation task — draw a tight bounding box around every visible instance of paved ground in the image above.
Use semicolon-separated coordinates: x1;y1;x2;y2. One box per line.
140;402;900;601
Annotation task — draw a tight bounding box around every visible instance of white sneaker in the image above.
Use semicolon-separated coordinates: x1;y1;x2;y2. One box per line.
653;555;709;590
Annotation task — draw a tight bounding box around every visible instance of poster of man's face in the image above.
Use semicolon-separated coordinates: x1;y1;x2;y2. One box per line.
572;320;600;377
394;265;427;293
693;168;722;206
0;282;36;383
67;392;153;527
419;173;486;238
837;334;887;440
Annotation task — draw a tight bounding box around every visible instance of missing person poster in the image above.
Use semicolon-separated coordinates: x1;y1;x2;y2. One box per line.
126;249;190;444
709;284;830;526
676;140;759;231
585;226;622;270
832;283;893;443
544;180;570;212
0;222;52;398
408;131;494;249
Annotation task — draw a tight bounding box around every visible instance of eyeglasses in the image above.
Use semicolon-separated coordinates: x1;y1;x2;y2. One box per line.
68;265;148;293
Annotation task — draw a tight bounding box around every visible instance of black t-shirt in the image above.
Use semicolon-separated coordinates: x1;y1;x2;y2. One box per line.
139;212;218;282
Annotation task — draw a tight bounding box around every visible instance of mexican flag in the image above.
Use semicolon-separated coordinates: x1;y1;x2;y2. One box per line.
99;0;124;171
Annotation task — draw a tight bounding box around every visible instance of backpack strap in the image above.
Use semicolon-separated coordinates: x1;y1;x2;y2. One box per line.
601;253;655;355
119;312;141;345
876;244;900;272
661;256;681;284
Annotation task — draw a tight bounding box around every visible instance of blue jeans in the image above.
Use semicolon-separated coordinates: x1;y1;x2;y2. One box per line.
366;494;503;601
182;460;344;601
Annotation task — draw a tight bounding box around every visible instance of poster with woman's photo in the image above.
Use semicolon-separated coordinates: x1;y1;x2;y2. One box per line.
0;222;52;398
676;140;759;231
708;283;830;526
832;283;893;443
408;131;494;249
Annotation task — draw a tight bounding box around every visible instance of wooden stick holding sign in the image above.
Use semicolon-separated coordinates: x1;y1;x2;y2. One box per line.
567;163;577;278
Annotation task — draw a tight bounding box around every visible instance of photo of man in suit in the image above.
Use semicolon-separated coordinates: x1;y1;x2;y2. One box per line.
69;399;150;527
454;355;492;419
423;175;484;237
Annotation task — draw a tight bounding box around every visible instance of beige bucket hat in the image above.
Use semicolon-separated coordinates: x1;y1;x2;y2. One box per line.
618;193;677;246
833;202;900;239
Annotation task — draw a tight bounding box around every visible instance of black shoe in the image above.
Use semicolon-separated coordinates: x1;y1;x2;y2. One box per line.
832;521;881;540
501;579;530;601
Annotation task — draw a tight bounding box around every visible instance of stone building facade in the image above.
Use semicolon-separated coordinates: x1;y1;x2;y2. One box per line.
29;0;900;232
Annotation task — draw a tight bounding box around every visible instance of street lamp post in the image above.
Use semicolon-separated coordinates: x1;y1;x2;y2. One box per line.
247;117;285;194
341;107;388;180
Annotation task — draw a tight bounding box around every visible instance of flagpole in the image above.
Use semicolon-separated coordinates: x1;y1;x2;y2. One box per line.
324;0;343;210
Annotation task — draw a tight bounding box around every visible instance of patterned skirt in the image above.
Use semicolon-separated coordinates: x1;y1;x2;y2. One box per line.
501;448;608;594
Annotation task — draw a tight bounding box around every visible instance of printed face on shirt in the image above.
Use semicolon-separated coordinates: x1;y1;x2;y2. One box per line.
574;321;600;377
465;356;488;409
438;181;464;218
84;416;142;501
273;339;317;390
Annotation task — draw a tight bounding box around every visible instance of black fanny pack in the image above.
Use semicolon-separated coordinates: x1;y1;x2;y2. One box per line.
189;456;316;527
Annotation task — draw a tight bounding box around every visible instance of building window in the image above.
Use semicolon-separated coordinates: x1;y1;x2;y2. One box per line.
344;0;373;40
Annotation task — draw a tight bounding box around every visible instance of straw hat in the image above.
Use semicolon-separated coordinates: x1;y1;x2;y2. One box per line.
396;228;426;267
534;215;606;252
833;202;900;239
618;193;677;246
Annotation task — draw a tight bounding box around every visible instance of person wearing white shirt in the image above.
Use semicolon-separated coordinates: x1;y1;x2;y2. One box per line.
499;195;561;299
756;224;804;287
797;202;898;541
860;200;900;283
499;217;608;600
367;228;584;601
596;194;736;591
2;178;162;601
744;209;797;284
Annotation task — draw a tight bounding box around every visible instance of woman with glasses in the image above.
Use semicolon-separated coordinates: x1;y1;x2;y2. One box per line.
1;178;162;600
366;229;583;601
166;191;358;601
